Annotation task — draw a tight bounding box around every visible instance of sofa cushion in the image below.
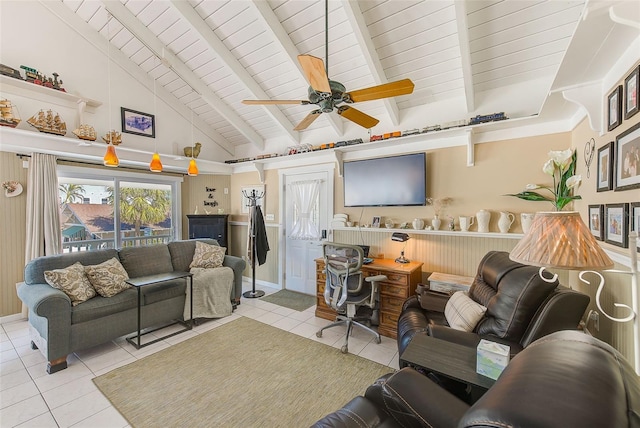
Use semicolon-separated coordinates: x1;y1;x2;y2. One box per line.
168;239;219;272
25;249;118;285
85;258;131;297
119;244;173;278
71;289;138;324
190;241;226;269
444;291;487;332
44;262;96;306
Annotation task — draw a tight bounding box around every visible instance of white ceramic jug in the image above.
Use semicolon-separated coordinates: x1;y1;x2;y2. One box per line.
498;211;515;233
476;210;491;233
431;215;442;230
459;216;475;232
520;213;535;233
412;218;425;230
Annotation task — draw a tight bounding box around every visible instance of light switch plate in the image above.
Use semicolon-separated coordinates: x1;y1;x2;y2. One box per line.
265;214;275;221
224;188;229;194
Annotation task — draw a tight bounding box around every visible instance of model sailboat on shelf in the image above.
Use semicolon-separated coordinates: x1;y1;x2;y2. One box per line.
72;124;96;141
27;109;66;136
0;99;21;128
102;130;122;145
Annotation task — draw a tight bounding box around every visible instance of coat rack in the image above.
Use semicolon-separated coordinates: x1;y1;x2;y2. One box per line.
243;189;265;298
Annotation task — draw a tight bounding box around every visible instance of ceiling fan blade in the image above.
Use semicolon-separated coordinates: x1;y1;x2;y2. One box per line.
298;54;331;93
346;79;415;103
293;110;322;131
337;106;379;129
242;99;309;105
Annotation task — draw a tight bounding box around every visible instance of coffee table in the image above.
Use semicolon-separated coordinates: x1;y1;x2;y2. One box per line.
399;334;495;398
125;271;193;349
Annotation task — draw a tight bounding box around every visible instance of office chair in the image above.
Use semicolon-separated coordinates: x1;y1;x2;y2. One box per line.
316;243;387;354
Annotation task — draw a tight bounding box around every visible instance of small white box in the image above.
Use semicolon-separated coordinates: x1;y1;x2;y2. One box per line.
476;339;510;380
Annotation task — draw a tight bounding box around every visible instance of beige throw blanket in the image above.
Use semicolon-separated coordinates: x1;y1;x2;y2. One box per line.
184;267;234;320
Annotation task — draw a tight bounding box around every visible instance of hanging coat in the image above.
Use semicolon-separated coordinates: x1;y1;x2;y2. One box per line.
247;205;270;266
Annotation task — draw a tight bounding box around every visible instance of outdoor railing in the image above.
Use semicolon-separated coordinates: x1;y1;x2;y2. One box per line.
62;234;172;252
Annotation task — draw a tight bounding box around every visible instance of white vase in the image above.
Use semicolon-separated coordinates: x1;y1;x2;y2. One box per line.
431;215;441;230
520;213;535;233
476;210;491;233
412;218;424;230
498;211;515;233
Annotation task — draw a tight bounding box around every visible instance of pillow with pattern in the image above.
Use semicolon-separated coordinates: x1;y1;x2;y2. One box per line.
44;262;96;306
190;241;226;269
84;257;131;297
444;291;487;332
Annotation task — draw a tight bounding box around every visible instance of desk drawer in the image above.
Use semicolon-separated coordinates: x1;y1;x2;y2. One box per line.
381;282;409;299
380;295;405;313
384;273;408;286
380;311;400;327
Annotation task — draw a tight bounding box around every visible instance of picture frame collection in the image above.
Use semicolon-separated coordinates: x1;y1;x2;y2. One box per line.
592;65;640;251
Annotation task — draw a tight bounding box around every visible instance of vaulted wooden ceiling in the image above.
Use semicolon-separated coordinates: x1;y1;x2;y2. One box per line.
48;0;638;157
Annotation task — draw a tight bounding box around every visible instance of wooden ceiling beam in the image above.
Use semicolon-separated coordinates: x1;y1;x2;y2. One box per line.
454;0;475;113
103;0;264;150
170;0;299;145
341;0;400;126
39;0;236;156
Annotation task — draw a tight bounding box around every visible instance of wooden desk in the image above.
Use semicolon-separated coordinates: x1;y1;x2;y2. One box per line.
315;258;423;339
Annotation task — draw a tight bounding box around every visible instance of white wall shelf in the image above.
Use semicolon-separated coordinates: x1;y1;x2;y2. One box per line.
0;75;102;109
332;226;524;240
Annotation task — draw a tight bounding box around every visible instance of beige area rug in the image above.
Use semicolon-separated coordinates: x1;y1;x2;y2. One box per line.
260;289;316;311
93;317;390;427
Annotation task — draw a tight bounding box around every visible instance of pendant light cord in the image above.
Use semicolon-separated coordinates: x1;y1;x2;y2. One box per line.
325;0;328;74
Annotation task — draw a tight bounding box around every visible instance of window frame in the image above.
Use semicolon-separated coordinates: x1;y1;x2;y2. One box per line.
57;165;183;249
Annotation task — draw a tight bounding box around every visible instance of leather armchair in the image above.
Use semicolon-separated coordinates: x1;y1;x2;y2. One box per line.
312;331;640;427
397;251;590;359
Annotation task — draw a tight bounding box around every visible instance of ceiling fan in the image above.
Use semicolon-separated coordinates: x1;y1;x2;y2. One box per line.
242;1;414;131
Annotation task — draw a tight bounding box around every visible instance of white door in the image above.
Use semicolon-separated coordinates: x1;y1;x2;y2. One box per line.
282;167;333;295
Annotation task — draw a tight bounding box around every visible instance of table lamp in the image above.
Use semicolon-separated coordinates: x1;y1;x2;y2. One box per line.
392;232;410;263
509;211;639;375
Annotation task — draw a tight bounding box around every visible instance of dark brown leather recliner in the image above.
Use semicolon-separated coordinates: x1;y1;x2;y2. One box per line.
397;251;590;359
312;331;640;428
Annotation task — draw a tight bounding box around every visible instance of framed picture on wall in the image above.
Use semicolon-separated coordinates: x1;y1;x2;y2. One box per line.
596;142;614;192
614;121;640;191
588;204;604;241
624;66;639;120
604;203;629;248
608;85;623;132
631;202;640;253
121;107;155;138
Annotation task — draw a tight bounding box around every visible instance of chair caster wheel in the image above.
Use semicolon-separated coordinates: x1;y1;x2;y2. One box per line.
375;337;381;344
316;332;322;338
341;345;348;354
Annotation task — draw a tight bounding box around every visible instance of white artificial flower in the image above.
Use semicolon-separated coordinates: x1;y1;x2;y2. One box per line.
566;175;582;189
525;184;540;190
542;159;555;175
548;149;573;171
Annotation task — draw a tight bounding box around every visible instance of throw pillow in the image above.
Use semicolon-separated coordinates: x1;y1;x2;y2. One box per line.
444;291;487;332
190;241;226;269
44;262;96;306
84;257;131;297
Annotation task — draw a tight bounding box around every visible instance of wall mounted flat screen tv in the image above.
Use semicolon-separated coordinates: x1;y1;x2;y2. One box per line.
343;153;426;207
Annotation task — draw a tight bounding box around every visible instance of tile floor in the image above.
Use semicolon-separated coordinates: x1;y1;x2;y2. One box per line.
1;283;400;427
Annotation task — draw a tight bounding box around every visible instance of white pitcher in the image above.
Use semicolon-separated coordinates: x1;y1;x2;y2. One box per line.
520;213;535;233
498;211;515;233
459;216;475;232
476;210;491;233
412;218;425;230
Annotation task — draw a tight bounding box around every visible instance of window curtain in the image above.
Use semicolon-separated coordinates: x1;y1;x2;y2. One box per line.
289;179;321;240
25;153;62;263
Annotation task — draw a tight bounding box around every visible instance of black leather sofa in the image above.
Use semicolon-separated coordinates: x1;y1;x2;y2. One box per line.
312;330;640;428
397;251;590;359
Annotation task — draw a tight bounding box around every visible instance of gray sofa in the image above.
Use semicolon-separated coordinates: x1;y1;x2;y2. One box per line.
17;239;245;374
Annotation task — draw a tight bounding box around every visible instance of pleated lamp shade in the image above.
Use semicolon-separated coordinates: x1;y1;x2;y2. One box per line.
103;144;119;167
509;211;613;270
149;152;163;172
187;158;199;176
